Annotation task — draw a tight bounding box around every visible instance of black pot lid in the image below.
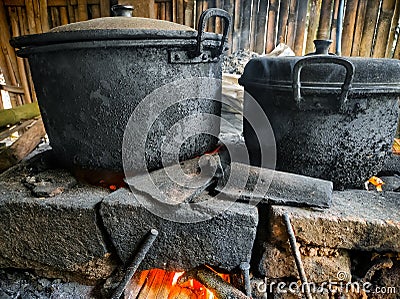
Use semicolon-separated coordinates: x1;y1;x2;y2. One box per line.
239;55;400;94
11;9;230;48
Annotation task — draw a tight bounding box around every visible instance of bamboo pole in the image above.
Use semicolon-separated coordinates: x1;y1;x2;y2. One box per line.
24;59;36;102
224;0;235;52
359;0;380;57
341;0;359;56
249;0;259;51
385;0;400;57
38;0;49;32
373;0;396;57
266;0;279;53
184;0;195;27
254;0;268;53
59;6;69;24
232;0;241;52
166;1;171;21
240;0;252;49
0;0;21;107
317;0;334;39
215;0;222;33
67;0;76;23
160;2;165;20
91;4;100;18
177;0;184;24
294;0;309;55
202;0;208;31
25;0;38;34
51;7;61;27
8;6;31;104
207;0;215;32
77;0;88;21
330;0;340;52
277;0;290;43
99;0;110;17
32;0;42;33
195;0;202;29
393;29;400;58
172;0;177;22
286;0;298;49
351;0;368;56
305;0;322;53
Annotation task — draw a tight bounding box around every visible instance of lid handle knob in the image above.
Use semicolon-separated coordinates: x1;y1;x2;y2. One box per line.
111;4;134;17
313;39;333;55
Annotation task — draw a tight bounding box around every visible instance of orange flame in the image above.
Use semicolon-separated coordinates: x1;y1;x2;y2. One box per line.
127;269;230;298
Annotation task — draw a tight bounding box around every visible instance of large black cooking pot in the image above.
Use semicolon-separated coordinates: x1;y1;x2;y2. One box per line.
240;40;400;189
11;8;231;172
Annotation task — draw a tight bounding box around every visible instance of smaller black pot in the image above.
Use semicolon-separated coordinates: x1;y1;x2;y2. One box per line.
240;41;400;189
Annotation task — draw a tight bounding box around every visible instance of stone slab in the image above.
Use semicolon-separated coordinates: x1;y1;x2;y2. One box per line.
100;188;258;271
217;162;332;208
269;190;400;251
0;174;114;280
259;243;351;283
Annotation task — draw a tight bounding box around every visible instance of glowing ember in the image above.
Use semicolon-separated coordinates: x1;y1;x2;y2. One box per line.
127;268;230;299
205;145;223;156
365;176;385;192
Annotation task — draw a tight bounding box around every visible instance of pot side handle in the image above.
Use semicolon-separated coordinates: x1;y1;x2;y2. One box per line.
292;56;355;112
196;8;232;58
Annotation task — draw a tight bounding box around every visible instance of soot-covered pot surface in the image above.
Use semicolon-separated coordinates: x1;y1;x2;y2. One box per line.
240;40;400;189
11;8;231;173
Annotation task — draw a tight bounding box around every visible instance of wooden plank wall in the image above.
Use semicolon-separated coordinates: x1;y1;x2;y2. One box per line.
1;0;400;110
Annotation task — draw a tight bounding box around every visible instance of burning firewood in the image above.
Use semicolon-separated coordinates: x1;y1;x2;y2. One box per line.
178;266;250;299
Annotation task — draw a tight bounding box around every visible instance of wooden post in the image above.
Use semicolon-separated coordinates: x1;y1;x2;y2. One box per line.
286;0;298;49
39;0;49;32
351;0;368;56
306;0;322;53
277;0;290;44
341;0;359;56
359;0;380;57
373;0;396;57
294;0;309;55
130;0;155;18
265;0;279;53
254;0;268;54
385;0;400;57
